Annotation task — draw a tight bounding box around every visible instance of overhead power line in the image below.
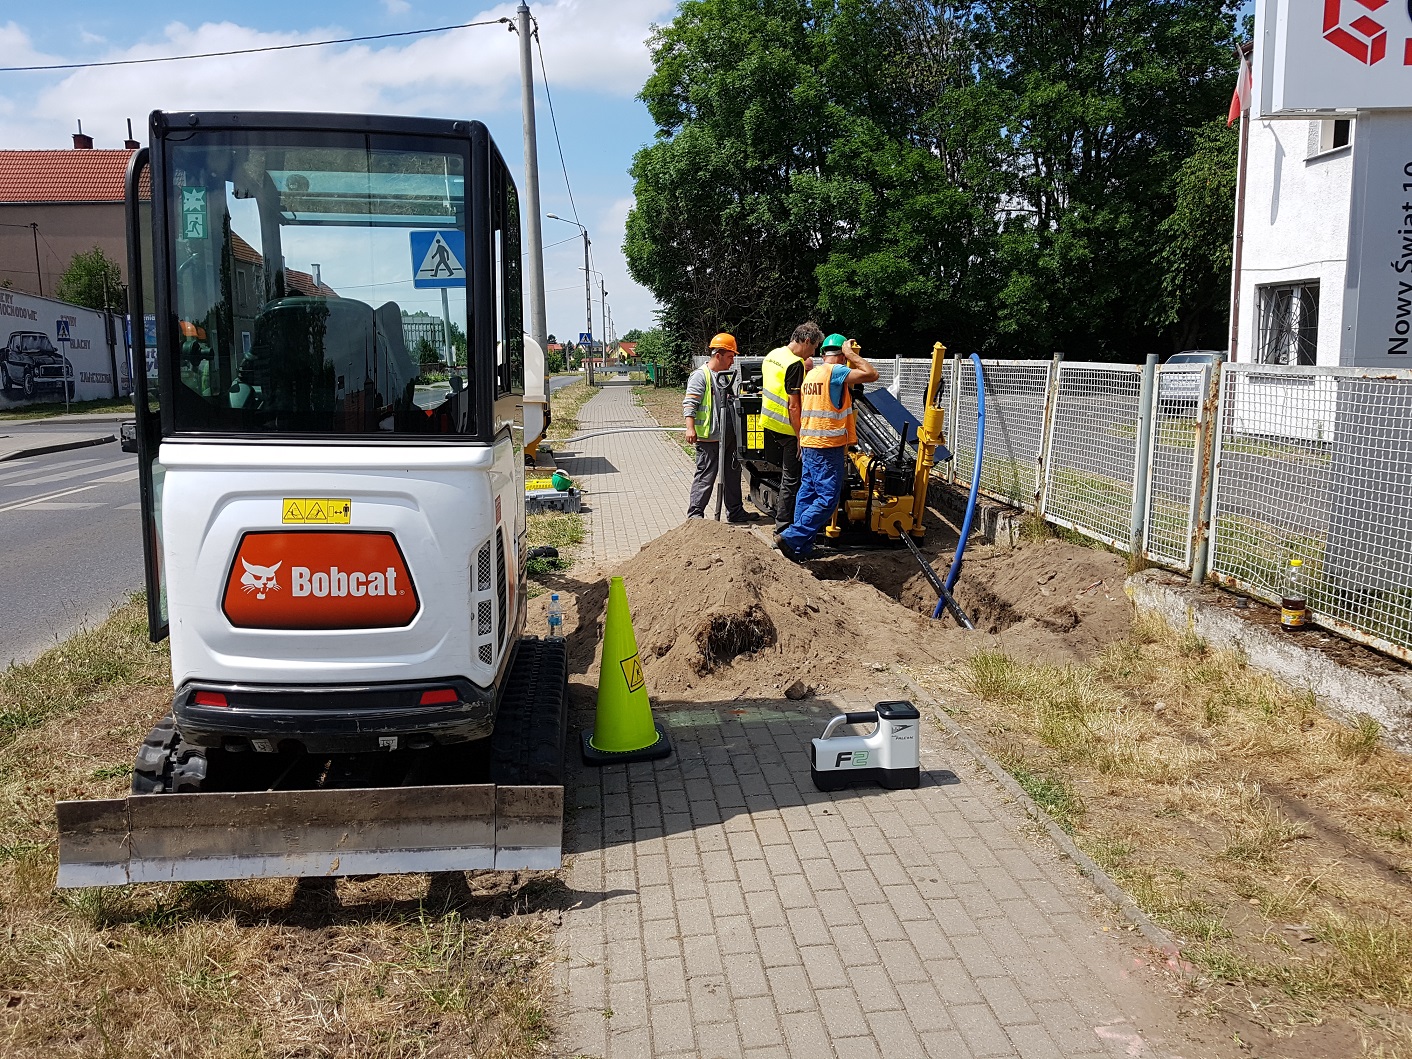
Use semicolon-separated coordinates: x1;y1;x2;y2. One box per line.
530;17;580;226
0;18;512;73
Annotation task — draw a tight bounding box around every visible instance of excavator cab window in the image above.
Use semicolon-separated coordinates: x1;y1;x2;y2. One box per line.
155;124;483;439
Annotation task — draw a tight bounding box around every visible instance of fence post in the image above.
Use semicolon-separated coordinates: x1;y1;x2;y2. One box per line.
1129;354;1159;555
1189;353;1226;585
947;355;961;486
1036;352;1064;518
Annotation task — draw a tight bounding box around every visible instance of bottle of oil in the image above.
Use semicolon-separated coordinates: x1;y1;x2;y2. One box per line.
1281;558;1308;631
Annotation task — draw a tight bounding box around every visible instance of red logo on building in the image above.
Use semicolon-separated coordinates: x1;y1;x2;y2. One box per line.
1322;0;1389;64
222;531;419;630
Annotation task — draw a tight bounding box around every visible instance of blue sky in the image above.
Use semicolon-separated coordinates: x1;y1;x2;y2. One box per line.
0;1;676;342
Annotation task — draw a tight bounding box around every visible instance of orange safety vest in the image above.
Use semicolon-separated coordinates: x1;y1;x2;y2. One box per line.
799;363;855;449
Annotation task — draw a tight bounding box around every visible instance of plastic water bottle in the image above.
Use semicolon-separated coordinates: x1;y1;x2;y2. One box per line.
1281;559;1308;631
547;593;564;638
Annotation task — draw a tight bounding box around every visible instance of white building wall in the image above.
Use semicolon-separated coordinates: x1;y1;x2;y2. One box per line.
1235;117;1353;366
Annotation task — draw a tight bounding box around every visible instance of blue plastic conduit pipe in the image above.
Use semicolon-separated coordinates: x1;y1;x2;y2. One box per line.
934;352;985;619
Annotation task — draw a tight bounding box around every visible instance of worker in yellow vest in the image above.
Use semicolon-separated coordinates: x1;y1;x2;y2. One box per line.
683;332;754;521
774;334;878;560
760;321;824;532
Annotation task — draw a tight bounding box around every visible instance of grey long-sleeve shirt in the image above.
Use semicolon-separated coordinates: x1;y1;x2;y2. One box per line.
682;366;738;442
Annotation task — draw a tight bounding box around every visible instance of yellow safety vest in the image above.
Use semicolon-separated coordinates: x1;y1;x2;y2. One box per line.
691;367;715;439
760;346;801;436
799;363;855;449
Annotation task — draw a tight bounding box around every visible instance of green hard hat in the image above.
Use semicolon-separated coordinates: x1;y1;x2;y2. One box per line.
821;333;847;353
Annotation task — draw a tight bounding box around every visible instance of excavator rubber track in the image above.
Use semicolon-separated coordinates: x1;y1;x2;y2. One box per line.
55;637;569;888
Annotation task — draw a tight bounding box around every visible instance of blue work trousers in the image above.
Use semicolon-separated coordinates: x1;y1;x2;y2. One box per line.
780;446;847;558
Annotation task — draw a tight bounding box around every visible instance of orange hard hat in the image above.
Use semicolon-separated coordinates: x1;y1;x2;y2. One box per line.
179;320;208;340
709;332;738;353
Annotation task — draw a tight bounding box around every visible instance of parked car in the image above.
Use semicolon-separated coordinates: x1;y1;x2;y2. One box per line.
1;330;74;400
1158;349;1222;413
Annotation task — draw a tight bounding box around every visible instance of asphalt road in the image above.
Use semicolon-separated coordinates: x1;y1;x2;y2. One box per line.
0;442;145;668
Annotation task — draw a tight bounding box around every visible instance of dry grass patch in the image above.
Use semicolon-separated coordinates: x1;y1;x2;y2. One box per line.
0;600;565;1057
545;379;595;442
631;385;694;457
925;611;1412;1045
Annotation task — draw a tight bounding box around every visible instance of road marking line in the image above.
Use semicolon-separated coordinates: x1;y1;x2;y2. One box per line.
91;469;140;484
3;458;131;488
116;502;141;511
0;455;99;483
0;484;99;513
22;502;105;510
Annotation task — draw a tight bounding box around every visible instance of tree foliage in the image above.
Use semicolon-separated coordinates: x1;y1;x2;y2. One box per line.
625;0;1241;370
56;246;124;312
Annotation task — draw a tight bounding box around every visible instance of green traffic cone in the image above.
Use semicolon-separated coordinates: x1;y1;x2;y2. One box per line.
582;576;671;766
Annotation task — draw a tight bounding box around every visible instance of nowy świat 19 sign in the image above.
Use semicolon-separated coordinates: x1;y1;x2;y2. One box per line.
1258;0;1412;114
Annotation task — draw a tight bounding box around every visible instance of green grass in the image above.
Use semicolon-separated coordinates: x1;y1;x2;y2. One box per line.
0;595;168;746
1007;765;1085;833
0;397;133;421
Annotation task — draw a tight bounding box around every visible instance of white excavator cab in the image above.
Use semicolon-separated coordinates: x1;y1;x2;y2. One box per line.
57;112;566;887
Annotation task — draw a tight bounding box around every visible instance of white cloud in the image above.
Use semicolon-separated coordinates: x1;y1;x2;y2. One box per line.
382;0;412;13
0;4;665;331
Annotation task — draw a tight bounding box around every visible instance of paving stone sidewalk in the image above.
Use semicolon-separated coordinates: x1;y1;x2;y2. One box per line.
551;381;1222;1059
551;380;694;564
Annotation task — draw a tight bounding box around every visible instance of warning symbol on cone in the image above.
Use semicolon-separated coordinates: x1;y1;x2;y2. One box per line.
620;655;645;694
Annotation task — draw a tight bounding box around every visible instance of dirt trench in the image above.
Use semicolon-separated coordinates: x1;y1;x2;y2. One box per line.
533;514;1133;702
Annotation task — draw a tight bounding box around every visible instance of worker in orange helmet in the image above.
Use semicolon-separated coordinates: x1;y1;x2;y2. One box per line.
683;332;757;522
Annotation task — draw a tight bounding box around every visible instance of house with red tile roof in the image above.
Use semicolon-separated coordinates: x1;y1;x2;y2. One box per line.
0;133;139;299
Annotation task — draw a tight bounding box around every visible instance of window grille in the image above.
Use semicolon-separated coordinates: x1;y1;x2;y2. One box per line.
1256;282;1319;366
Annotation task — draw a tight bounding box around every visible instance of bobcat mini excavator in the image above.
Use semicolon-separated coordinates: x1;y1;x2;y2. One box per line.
56;111;566;886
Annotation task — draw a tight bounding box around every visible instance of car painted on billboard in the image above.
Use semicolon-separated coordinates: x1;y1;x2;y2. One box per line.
1;330;74;400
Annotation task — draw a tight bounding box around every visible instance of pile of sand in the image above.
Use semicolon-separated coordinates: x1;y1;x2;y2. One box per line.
549;518;1133;703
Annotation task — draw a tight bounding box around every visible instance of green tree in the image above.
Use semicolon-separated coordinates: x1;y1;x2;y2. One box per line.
1153;120;1239;351
632;326;687;385
626;0;1241;361
56;245;123;311
973;0;1240;356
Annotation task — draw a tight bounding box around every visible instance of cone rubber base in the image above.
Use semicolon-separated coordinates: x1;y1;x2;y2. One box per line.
581;722;671;767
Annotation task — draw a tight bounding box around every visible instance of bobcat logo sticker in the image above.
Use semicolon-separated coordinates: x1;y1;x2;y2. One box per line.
240;560;282;600
223;531;419;630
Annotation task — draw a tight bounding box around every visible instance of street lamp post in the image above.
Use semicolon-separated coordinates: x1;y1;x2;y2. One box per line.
546;213;593;386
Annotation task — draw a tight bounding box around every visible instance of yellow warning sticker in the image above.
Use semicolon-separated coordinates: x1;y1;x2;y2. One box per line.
282;498;352;525
620;654;645;694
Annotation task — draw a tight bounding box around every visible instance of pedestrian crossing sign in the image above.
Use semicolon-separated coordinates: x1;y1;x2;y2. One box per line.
409;230;467;289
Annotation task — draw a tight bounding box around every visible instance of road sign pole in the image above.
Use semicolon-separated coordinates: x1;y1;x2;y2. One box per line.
440;288;452;367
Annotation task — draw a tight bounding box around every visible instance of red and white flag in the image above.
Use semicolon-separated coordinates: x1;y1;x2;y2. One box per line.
1227;48;1252;126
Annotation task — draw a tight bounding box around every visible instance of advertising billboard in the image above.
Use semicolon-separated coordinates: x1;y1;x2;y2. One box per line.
0;290;125;409
1259;0;1412;115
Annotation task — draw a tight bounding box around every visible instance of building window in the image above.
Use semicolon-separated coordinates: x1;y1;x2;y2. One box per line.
1309;118;1352;158
1256;282;1319;366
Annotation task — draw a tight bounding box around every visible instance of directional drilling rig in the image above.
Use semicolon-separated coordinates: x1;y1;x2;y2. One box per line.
735;341;951;543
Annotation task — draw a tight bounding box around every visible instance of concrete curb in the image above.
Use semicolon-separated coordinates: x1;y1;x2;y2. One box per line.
0;434;116;463
928;479;1026;549
1126;569;1412;751
894;670;1181;954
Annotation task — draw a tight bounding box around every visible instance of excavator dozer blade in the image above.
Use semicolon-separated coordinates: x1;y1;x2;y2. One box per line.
55;783;562;888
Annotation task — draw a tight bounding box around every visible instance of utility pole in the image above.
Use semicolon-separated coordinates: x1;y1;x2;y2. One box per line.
516;2;549;394
599;277;608;364
547;213;593;385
